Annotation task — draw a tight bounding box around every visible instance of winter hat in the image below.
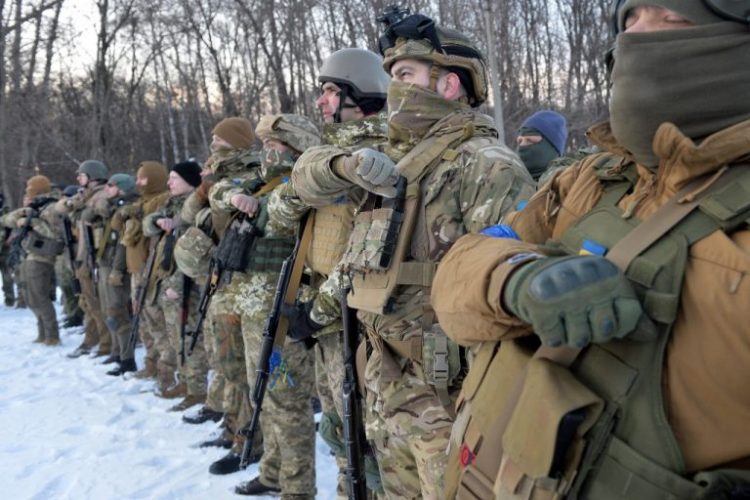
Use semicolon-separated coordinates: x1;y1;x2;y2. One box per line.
519;110;568;155
136;161;168;195
171;161;202;188
63;185;80;197
212;117;255;150
26;175;52;197
108;173;136;194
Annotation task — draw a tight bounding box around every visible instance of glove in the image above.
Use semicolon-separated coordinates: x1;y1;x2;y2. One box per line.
317;412;345;457
334;148;398;198
281;300;324;341
108;269;124;287
503;255;647;348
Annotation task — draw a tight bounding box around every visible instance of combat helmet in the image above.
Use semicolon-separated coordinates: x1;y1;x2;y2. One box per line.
318;48;390;122
76;159;109;181
255;114;321;154
379;13;488;107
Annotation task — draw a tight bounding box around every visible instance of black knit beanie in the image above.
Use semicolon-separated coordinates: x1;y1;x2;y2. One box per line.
171;161;202;188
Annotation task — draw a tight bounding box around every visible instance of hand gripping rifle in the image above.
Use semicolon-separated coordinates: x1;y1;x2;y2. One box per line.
127;237;160;353
341;289;368;500
239;212;310;470
62;217;81;295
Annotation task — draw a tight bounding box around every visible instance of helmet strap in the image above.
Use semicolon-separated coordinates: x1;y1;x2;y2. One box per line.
429;63;442;93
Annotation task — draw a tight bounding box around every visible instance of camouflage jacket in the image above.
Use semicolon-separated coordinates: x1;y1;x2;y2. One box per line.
3;195;63;265
98;192;139;269
55;182;108;263
270;114;387;332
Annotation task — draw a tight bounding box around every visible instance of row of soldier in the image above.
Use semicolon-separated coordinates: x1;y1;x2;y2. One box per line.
6;1;747;498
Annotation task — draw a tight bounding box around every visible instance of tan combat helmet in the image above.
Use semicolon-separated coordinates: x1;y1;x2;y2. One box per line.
318;48;390;122
379;14;488;107
255;114;321;154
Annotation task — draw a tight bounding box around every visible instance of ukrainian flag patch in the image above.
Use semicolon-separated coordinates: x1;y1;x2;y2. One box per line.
579;239;607;256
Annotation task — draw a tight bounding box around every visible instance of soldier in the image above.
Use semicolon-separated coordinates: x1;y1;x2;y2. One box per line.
431;1;750;498
0;192;17;307
3;176;64;345
57;185;84;328
117;161;170;381
142;160;207;407
93;174;139;375
57;160;112;358
230;114;321;497
292;14;535;497
265;48;390;499
516;110;568;182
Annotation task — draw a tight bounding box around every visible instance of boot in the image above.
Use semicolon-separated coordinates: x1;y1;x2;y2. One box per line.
93;348;111;357
4;297;14;307
182;405;223;424
107;358;137;376
234;476;281;496
168;393;205;412
161;381;187;400
101;354;120;365
44;338;61;346
208;451;242;475
199;435;233;449
67;344;91;359
62;314;83;328
155;369;180;398
134;358;157;379
33;336;45;344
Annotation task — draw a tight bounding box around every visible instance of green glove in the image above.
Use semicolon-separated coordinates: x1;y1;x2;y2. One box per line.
318;412;345;457
504;255;644;348
364;452;384;494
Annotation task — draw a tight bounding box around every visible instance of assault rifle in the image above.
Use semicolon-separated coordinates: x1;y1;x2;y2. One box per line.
82;223;99;285
127;237;160;352
62;217;81;295
239;212;308;470
6;210;35;269
185;212;262;357
341;289;368;500
179;274;192;365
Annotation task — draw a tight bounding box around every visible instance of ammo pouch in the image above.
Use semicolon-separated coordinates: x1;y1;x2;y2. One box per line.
245;237;296;272
23;232;65;257
214;214;259;272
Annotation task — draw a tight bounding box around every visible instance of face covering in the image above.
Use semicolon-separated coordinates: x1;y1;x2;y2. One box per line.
609;22;750;167
386;80;468;160
518;138;559;181
259;148;297;181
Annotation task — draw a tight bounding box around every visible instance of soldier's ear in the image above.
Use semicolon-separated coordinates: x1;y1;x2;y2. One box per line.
438;71;464;101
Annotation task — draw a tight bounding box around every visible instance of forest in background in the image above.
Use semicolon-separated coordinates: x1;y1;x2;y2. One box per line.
0;0;613;205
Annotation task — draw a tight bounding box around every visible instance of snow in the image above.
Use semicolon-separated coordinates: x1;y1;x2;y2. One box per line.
0;301;339;499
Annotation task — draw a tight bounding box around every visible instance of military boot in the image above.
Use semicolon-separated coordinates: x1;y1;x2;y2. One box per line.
62;314;83;328
44;338;61;347
183;405;223;424
161;381;187;400
101;354;120;365
134;358;157;379
234;476;281;496
168;393;205;412
67;344;92;359
155;368;179;398
107;358;137;376
208;451;243;475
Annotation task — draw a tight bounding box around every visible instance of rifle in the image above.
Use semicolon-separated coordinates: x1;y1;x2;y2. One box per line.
6;209;35;269
179;274;193;365
239;212;309;470
82;223;99;285
341;289;368;500
184;212;262;357
62;217;81;295
127;237;160;352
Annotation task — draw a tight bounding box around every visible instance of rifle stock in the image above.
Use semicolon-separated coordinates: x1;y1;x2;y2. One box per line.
62;217;81;295
82;224;99;286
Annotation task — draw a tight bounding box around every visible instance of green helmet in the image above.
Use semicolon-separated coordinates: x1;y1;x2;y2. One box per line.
76;159;108;181
380;15;488;107
255;114;321;153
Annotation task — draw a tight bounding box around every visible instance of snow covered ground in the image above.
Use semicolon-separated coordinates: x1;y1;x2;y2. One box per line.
0;301;338;499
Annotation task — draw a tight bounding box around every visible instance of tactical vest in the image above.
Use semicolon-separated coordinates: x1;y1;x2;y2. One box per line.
447;159;750;499
307;203;354;276
242;177;295;273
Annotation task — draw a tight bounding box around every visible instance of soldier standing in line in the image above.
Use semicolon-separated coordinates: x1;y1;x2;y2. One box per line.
142;160;208;406
432;2;750;498
291;14;535;497
56;160;112;358
228;114;321;497
3;176;64;345
0;192;17;307
264;48;390;499
57;185;84;329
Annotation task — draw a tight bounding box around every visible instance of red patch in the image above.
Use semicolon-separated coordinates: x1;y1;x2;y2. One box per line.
460;444;475;468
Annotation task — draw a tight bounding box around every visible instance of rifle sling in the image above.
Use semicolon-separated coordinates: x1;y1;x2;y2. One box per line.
273;213;314;348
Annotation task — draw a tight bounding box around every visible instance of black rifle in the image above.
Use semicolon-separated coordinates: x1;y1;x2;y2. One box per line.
341;289;368;500
184;212;262;357
6;210;35;269
82;223;99;285
239;213;307;470
62;217;81;295
179;274;192;365
127;237;160;352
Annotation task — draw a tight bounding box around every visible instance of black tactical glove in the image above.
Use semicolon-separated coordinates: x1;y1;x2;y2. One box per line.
504;255;647;348
281;300;324;341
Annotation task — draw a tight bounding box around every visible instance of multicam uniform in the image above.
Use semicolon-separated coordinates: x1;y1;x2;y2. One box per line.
274;114;387;498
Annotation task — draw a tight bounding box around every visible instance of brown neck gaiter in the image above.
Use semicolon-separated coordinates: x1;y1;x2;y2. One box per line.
609;23;750;167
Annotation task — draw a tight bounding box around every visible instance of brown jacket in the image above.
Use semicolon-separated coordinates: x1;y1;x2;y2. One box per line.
432;119;750;472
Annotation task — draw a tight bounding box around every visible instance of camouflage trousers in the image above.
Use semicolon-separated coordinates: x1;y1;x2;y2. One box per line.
56;256;81;321
239;272;316;498
160;280;208;397
142;299;171;378
0;252;15;305
76;263;109;352
362;326;456;499
202;312;225;413
20;259;59;341
97;266;134;361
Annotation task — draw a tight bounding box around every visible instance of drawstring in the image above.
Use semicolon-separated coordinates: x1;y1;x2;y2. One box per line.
621;174;656;219
679;165;729;204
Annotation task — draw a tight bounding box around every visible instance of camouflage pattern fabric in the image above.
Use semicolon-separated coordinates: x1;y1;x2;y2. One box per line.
239;272;316;498
134;271;161;368
99;265;134;360
20;259;59;341
76;263;109;352
0;237;16;305
202;311;225;413
55;254;80;320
